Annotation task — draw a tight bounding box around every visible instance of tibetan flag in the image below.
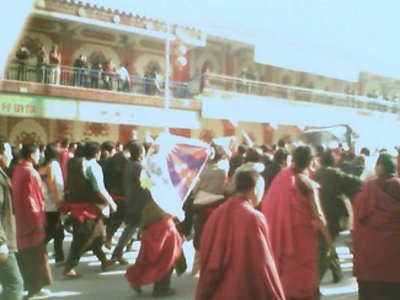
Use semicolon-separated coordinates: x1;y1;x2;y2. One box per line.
141;133;211;219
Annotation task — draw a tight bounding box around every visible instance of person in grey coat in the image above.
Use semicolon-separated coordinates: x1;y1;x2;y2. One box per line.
0;136;24;300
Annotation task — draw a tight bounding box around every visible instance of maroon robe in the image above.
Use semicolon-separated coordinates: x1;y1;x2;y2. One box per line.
261;167;319;299
353;178;400;283
12;161;45;249
126;215;183;286
196;196;285;300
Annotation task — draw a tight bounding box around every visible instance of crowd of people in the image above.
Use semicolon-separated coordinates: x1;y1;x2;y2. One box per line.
0;134;399;300
13;43;168;96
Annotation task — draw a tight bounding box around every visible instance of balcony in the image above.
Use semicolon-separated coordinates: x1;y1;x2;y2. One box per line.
1;62;200;111
2;62;399;116
204;73;400;115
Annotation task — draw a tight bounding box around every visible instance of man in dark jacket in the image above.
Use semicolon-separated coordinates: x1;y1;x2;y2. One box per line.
111;141;147;264
0;136;24;299
103;141;133;249
313;149;362;283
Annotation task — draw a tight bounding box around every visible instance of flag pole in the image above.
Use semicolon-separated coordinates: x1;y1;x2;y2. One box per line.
164;23;171;132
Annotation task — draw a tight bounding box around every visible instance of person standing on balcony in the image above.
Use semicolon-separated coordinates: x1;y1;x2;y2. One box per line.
73;55;85;87
49;45;61;85
12;143;53;298
0;136;24;300
199;62;210;94
90;62;102;89
102;59;114;90
15;43;30;81
116;63;131;92
36;43;47;83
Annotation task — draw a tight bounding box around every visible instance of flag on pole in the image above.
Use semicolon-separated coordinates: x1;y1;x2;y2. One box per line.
141;133;211;219
242;130;254;147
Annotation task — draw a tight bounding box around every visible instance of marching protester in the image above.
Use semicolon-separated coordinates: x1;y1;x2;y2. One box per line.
12;143;52;298
196;164;285;300
353;153;400;300
262;146;332;299
125;191;186;297
38;143;65;266
0;136;24;300
111;141;146;264
312;149;362;283
62;142;116;278
103;141;132;250
190;144;227;275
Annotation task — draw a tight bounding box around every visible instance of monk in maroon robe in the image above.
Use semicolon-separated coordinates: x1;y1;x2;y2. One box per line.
126;195;186;297
353;153;400;300
196;165;285;300
12;143;52;297
261;146;331;300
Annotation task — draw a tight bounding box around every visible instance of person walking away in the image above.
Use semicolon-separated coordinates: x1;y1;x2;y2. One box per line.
353;153;400;300
312;149;362;283
196;165;285;300
262;146;332;300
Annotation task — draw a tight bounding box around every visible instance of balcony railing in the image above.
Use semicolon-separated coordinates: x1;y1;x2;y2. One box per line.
4;61;400;114
4;62;192;99
203;73;400;114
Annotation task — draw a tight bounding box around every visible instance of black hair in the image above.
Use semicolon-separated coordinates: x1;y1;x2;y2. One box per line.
74;142;85;158
61;138;70;148
101;141;116;153
237;144;247;155
129;141;144;161
320;149;335;167
21;143;38;160
273;148;289;164
210;143;224;163
83;141;100;159
234;168;259;193
376;153;396;175
245;147;262;163
292;146;313;170
44;143;60;164
260;144;270;153
277;139;286;148
360;147;370;156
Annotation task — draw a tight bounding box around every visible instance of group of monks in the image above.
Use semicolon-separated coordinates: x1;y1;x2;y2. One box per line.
1;135;400;300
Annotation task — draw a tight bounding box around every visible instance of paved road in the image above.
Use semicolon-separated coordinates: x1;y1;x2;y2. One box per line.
32;231;357;299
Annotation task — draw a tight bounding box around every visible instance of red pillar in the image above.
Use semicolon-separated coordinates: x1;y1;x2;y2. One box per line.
262;123;274;146
119;125;138;144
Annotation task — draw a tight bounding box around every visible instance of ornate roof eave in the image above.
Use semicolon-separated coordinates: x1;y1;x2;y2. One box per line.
36;0;206;46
